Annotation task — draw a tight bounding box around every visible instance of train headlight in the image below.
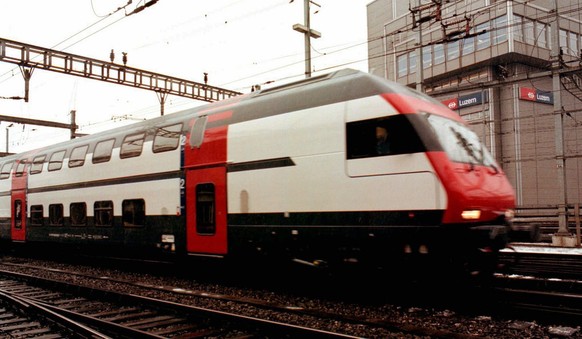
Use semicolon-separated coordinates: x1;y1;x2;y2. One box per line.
461;210;481;220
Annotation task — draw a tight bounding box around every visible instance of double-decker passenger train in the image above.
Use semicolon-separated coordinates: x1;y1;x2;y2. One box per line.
0;69;516;276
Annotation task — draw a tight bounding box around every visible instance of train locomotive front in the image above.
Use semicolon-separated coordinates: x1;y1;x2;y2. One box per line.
225;70;515;277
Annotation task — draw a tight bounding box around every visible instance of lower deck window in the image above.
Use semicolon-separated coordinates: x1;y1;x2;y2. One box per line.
49;204;64;226
122;199;145;227
70;202;87;226
94;201;113;226
30;205;43;226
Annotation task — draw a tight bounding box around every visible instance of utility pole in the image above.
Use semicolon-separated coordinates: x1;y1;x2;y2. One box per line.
293;0;321;78
550;0;572;245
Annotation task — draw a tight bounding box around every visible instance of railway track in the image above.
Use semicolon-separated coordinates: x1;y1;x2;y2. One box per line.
0;269;360;338
0;259;496;338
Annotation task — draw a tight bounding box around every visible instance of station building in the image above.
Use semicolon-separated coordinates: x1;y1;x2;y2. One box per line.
367;0;582;228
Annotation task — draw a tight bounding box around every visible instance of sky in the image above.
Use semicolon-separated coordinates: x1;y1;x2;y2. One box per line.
0;0;371;153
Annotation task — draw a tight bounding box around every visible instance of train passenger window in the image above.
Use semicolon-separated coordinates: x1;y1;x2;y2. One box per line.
69;145;89;168
120;133;145;159
346;115;425;159
93;139;115;164
15;160;27;177
94;201;113;226
30;205;43;226
0;162;13;179
30;155;46;175
14;200;22;229
48;151;66;171
70;202;87;226
122;199;145;227
196;183;215;235
153;123;182;153
49;204;64;226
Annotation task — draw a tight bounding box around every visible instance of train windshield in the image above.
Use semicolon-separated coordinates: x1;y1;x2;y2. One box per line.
426;114;497;168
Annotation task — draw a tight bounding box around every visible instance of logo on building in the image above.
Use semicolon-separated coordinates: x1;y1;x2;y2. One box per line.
441;91;487;110
519;87;553;105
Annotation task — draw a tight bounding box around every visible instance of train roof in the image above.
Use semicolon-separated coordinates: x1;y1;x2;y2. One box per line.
6;69;444;160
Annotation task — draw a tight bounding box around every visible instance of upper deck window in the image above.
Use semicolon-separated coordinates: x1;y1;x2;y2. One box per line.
93;139;115;164
69;145;89;168
30;155;46;174
48;151;66;171
120;133;145;159
153;123;182;153
15;160;27;177
0;162;13;179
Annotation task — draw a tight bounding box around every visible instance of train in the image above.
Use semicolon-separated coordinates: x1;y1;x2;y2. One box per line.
0;69;518;278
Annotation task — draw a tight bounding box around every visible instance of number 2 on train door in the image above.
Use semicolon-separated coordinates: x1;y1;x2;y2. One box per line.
185;166;227;255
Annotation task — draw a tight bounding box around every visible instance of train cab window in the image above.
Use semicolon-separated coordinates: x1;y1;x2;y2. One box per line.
153;123;182;153
196;183;216;235
48;151;66;171
69;145;89;168
30;155;46;175
14;200;22;229
15;160;27;177
0;162;13;179
70;202;87;226
93;139;115;164
94;201;114;227
122;199;145;227
120;133;145;159
346;115;425;159
49;204;64;226
30;205;43;226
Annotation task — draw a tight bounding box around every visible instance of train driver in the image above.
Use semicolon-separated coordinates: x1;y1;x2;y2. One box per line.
376;126;391;155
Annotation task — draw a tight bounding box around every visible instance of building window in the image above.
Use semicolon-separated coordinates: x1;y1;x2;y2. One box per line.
434;43;445;64
30;205;43;226
397;54;407;77
48;150;66;171
536;22;547;48
447;40;460;60
409;51;417;74
49;204;64;226
70;202;87;226
94;201;114;226
523;18;535;45
122;199;145;227
559;29;568;53
120;133;145;159
493;15;508;45
422;45;432;68
69;145;88;168
0;162;12;179
568;31;578;56
513;15;523;42
196;183;216;235
153;123;182;153
93;139;115;164
30;155;46;175
461;34;475;55
476;22;491;50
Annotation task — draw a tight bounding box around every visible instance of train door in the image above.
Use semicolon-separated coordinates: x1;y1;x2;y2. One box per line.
185;166;227;255
11;160;27;242
184;112;231;256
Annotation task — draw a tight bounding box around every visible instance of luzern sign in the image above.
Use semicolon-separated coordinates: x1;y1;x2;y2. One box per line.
441;91;487;110
519;87;554;105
